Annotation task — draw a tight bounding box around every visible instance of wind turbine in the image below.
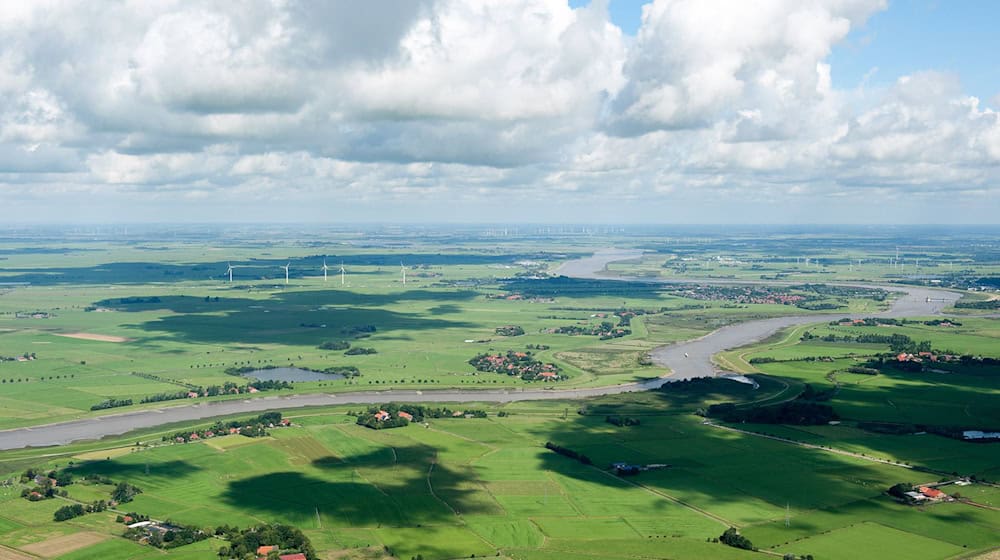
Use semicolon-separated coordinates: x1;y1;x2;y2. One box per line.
340;261;346;286
281;262;290;285
226;263;234;283
321;259;330;282
400;261;406;285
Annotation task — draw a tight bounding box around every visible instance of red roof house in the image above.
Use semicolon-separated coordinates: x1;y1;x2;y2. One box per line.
257;545;276;555
919;486;945;499
398;411;413;421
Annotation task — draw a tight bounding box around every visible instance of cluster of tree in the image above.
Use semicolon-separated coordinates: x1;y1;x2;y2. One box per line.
749;355;837;364
796;302;843;311
124;522;207;549
605;415;641;427
657;377;730;394
708;401;838;425
214;523;316;560
55;499;108;521
356;410;410;430
96;296;162;306
495;325;525;336
829;317;900;326
112;482;143;503
341;324;377;338
792;284;887;301
859;421;999;443
318;340;350;350
162;412;284;442
344;347;377;355
140;380;292;404
887;482;915;501
544;441;592;465
204;296;222;302
846;365;880;375
955;300;1000;310
719;528;754;550
116;512;150;523
554;321;631;340
525;344;550;350
225;365;276;376
0;352;36;362
802;330;932;354
321;365;361;377
468;350;561;380
54;504;86;521
19;468;72;501
923;319;962;326
798;383;836;402
502;276;664;298
90;398;133;411
613;309;649;327
354;404;486;429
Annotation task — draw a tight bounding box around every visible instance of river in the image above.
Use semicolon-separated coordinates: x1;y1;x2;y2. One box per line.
0;250;962;450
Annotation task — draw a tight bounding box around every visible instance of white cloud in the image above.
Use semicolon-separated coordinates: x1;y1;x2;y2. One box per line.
0;0;997;223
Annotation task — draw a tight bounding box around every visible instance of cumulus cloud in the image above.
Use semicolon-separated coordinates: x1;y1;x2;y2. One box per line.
0;0;997;223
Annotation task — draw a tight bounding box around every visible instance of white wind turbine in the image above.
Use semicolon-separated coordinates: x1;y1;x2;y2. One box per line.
340;261;346;286
281;262;290;285
321;259;330;282
400;261;406;285
226;263;234;283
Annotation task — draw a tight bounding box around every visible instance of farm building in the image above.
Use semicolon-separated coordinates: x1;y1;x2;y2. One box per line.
919;486;946;500
963;430;1000;440
398;411;413;421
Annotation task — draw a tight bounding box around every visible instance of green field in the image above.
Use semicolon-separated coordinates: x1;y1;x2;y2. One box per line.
1;226;998;559
1;396;997;559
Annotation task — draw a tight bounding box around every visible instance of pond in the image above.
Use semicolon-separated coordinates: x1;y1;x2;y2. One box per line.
241;367;344;382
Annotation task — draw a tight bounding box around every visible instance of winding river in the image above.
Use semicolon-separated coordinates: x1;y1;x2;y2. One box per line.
0;250;961;450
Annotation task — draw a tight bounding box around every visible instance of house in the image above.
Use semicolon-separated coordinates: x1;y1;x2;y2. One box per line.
374;410;391;422
229;427;240;434
188;433;200;440
919;486;945;499
33;474;56;487
187;391;199;398
904;491;927;501
610;462;641;476
538;371;558;380
279;554;307;560
257;545;276;556
248;386;260;393
397;411;413;421
280;418;291;426
963;430;1000;440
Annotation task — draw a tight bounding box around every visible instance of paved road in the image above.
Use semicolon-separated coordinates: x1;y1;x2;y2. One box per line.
0;250;963;450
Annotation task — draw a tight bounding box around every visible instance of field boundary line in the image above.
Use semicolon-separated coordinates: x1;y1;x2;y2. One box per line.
426;456;459;517
589;466;734;527
704;421;916;470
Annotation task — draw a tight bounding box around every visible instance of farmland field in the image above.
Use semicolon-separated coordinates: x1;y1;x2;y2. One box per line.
0;225;998;559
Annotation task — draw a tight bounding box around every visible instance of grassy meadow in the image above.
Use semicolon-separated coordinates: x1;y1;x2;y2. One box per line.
0;226;997;559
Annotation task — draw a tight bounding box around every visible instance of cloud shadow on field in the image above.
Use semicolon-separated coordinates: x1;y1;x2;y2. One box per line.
220;444;501;528
67;458;201;481
91;290;480;346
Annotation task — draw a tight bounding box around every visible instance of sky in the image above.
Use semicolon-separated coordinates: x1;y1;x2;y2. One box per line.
1;0;998;225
